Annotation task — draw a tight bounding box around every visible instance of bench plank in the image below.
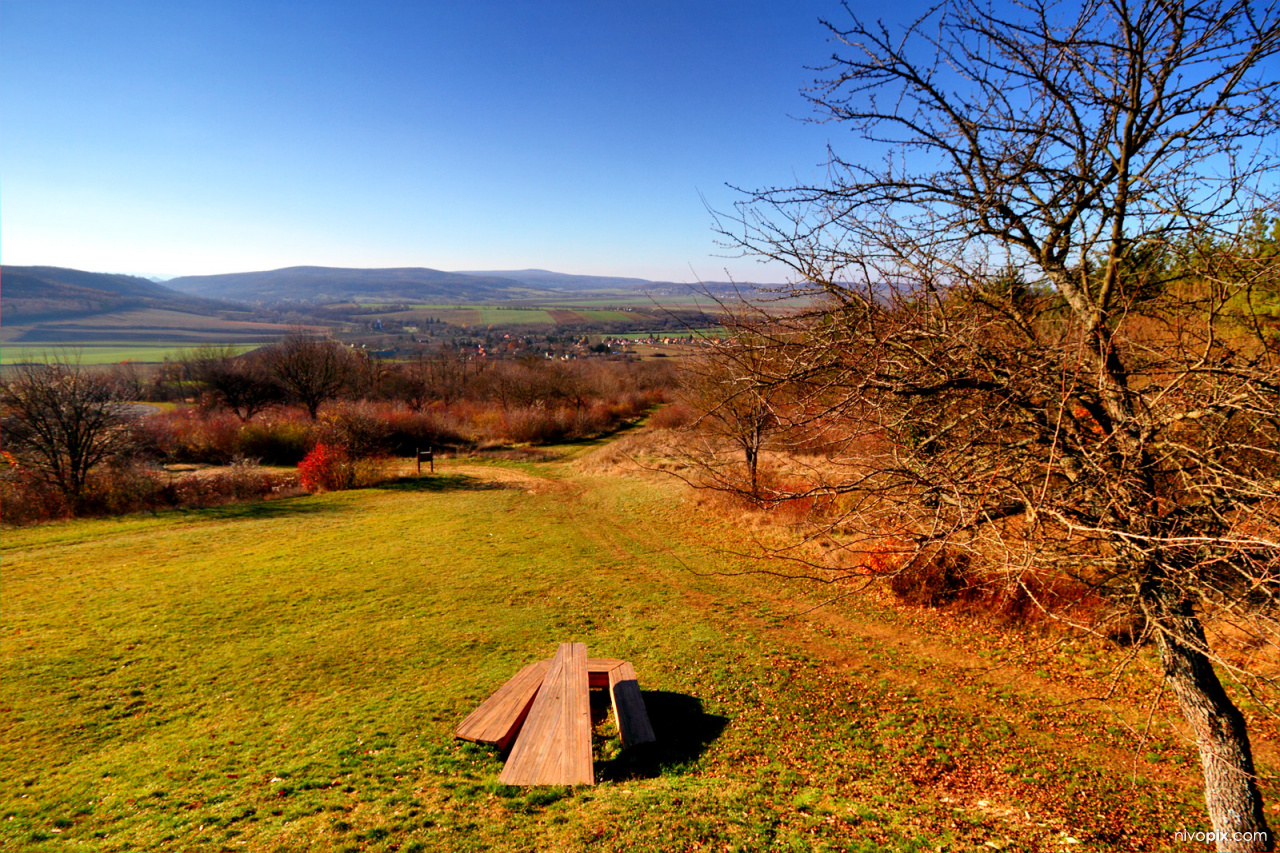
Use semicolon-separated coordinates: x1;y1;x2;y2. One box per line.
499;643;593;786
454;658;551;750
608;661;656;749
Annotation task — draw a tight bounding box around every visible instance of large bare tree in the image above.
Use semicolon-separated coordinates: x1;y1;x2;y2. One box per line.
712;1;1280;848
262;332;356;420
1;358;136;505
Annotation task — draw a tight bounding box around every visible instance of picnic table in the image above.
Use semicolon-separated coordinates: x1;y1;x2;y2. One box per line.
455;643;655;785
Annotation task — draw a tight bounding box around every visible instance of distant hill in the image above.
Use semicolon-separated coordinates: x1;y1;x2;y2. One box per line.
2;265;228;323
458;269;781;296
457;269;655;291
166;266;537;303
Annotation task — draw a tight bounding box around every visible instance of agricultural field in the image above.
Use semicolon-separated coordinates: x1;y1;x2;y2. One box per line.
1;308;296;364
1;442;1261;852
0;343;261;366
374;305;649;327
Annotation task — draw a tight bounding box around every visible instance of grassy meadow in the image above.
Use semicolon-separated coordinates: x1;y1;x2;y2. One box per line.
0;343;262;366
1;444;1257;852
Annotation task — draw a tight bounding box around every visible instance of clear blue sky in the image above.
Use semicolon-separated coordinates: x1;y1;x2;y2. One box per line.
1;0;848;282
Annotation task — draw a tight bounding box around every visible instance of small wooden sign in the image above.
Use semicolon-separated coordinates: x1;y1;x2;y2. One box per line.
417;447;434;474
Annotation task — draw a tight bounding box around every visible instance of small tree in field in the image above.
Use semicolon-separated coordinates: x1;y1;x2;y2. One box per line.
0;358;135;505
711;0;1280;846
263;332;355;419
678;328;785;498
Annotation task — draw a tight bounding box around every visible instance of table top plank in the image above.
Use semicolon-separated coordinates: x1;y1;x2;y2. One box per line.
499;642;594;786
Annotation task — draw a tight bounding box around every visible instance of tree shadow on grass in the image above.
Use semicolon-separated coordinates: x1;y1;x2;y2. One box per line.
374;474;511;493
595;691;729;782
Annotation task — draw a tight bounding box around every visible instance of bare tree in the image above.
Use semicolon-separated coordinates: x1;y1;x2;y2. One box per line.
262;332;355;420
712;1;1280;847
1;358;136;504
679;329;787;498
391;345;484;409
184;345;284;421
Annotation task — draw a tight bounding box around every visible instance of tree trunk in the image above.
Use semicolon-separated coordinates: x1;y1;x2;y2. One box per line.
1145;583;1273;852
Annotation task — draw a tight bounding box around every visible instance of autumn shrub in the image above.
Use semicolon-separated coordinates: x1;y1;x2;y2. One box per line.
238;415;314;465
505;406;574;444
879;542;1107;629
648;402;696;429
758;474;835;523
298;443;354;492
887;546;975;607
0;464;71;524
318;403;393;458
146;409;246;464
379;406;466;456
0;458;299;525
139;409;315;465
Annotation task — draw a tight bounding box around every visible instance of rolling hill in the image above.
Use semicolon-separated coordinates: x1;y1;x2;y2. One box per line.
1;265;227;324
165;266;538;303
166;265;781;304
1;266;300;350
457;268;655;291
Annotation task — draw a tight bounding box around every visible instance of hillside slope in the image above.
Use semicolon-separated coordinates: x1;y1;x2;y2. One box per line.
166;266;537;303
457;268;656;291
2;265;226;323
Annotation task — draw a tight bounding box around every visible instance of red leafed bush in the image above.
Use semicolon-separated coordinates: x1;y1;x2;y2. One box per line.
648;402;695;429
298;443;354;493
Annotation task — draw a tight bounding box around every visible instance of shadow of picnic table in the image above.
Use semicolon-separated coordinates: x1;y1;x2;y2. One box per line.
595;691;729;782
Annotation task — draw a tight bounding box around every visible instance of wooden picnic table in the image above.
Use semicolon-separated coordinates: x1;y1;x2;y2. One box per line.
455;643;656;786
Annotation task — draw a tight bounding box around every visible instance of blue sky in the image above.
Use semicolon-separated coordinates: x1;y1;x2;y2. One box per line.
2;0;848;282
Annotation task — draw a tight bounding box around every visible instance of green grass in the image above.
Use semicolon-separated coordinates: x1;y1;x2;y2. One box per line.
1;455;1222;851
391;306;650;326
0;342;262;365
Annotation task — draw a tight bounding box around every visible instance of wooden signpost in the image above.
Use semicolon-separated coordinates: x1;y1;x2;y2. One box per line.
417;447;434;474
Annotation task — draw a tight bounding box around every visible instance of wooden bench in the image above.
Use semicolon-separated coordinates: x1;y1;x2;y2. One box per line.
454;658;551;750
608;661;656;749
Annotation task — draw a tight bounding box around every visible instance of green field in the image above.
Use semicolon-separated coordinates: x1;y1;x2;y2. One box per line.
2;445;1241;851
391;306;643;326
0;342;263;366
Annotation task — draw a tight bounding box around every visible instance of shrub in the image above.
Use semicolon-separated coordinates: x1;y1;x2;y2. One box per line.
380;406;466;456
648;402;696;430
298;443;355;493
0;458;300;525
157;409;245;464
758;474;835;522
318;403;392;458
0;463;71;524
239;415;314;465
887;547;974;607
